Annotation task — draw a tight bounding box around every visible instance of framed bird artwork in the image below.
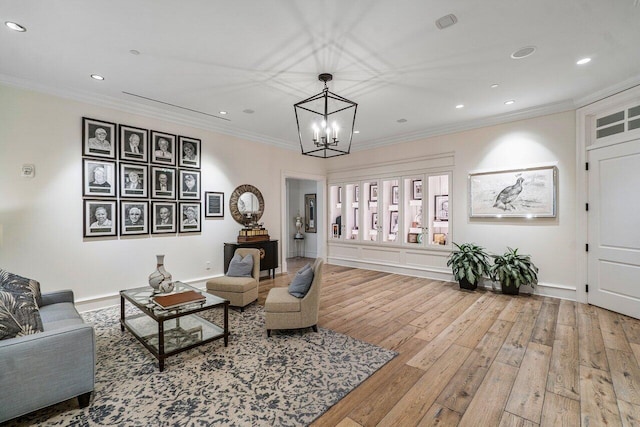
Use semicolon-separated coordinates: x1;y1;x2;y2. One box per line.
468;165;557;218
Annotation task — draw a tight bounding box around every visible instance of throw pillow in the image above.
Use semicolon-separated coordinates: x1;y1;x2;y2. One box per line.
0;269;42;307
288;265;314;298
227;253;254;277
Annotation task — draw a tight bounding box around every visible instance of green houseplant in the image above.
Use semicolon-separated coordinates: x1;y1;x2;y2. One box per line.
490;247;538;295
447;243;492;290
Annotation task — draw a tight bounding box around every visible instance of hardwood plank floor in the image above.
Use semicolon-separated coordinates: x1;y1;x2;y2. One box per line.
259;259;640;426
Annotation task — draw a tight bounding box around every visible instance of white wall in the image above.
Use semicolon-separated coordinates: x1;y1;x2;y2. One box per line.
285;179;320;259
328;111;577;299
0;84;326;309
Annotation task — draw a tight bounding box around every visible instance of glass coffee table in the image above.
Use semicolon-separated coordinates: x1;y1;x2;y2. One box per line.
120;281;229;371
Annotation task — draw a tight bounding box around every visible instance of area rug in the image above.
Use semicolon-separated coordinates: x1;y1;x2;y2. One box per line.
8;304;396;426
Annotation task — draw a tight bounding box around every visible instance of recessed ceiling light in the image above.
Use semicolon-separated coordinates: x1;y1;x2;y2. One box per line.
455;104;464;109
491;84;499;89
510;46;536;59
353;130;360;134
219;111;227;115
129;49;140;55
504;100;515;105
5;21;26;32
90;74;105;81
397;118;407;123
576;57;591;65
435;14;458;30
242;109;255;114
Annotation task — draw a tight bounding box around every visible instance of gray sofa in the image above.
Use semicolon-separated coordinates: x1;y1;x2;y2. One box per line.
0;290;95;423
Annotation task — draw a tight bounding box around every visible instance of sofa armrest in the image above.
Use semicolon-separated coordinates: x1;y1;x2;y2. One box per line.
41;290;74;306
0;323;95;422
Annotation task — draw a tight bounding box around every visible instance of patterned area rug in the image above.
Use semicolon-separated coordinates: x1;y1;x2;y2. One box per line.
9;304;396;426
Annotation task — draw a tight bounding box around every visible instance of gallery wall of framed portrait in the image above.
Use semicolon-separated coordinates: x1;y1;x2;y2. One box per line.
81;116;205;238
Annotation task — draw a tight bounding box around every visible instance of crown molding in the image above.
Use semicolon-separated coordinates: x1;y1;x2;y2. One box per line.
573;74;640;109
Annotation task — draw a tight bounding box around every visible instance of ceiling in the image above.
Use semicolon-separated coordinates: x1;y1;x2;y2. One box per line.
2;0;640;152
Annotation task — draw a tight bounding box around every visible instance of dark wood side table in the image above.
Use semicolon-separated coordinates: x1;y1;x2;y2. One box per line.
224;239;278;278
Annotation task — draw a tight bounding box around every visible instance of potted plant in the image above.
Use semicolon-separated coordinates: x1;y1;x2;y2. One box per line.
490;247;538;295
446;242;492;290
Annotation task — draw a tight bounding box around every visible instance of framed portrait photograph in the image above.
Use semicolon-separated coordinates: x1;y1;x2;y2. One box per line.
469;165;557;218
179;202;201;233
83;158;117;197
392;185;399;205
389;211;399;234
120;201;149;236
119;163;148;198
369;184;378;202
205;191;224;218
435;195;449;221
179;170;201;200
150;130;177;166
412;179;423;200
84;200;117;237
119;124;148;163
178;136;201;169
152;202;177;234
151;167;176;199
83;117;117;159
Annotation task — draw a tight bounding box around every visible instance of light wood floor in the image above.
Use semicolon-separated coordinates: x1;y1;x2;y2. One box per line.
258;258;640;427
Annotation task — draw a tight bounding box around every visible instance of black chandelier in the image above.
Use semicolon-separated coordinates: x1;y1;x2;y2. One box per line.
294;73;358;158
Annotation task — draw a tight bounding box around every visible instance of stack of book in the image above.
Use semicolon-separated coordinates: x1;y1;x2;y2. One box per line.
237;227;270;242
152;290;206;310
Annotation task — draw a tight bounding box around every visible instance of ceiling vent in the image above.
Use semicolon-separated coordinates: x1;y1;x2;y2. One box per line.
511;46;537;59
435;14;458;30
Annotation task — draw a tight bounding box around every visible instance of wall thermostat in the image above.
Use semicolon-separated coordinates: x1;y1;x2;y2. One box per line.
21;164;36;178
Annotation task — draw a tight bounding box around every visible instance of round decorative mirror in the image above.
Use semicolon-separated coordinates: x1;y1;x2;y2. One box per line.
229;184;265;227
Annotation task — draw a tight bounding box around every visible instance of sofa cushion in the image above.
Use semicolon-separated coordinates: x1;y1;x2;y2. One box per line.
288;265;314;298
0;269;42;307
227;253;254;277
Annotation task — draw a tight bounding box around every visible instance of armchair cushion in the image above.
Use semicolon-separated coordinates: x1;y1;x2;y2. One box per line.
227;253;254;277
288;264;314;298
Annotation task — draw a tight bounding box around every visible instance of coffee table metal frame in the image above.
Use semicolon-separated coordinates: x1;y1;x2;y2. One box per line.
120;281;229;371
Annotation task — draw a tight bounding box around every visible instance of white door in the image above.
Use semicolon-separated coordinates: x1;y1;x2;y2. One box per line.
587;139;640;319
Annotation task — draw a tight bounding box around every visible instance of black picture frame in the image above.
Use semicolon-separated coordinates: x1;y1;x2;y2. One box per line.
83;117;117;159
83;200;117;237
179;202;201;233
178;136;201;169
412;179;422;200
83;158;117;198
205;191;224;218
369;184;378;202
151;167;176;199
120;201;149;236
178;169;201;200
305;193;317;233
151;201;177;234
119;124;149;163
119;163;148;198
392;185;399;205
337;186;342;204
150;130;177;166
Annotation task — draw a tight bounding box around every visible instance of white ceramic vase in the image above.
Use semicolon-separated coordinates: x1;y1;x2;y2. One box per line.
148;254;174;293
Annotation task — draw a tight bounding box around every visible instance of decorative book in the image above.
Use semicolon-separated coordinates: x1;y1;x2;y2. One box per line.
152;290;206;309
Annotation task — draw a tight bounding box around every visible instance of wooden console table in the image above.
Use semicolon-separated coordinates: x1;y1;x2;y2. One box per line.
224;240;278;279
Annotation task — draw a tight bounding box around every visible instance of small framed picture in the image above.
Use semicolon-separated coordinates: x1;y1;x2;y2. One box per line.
179;169;201;200
332;223;339;238
178;136;201;169
83;159;117;197
354;185;359;202
119;163;148;198
353;208;359;230
205;191;224;218
412;179;422;200
371;212;378;229
392;185;399;205
150;130;176;166
152;202;177;234
408;233;419;243
119;125;148;163
151;167;176;199
389;211;399;233
83;117;117;159
433;233;447;245
337;186;342;204
84;200;117;237
120;201;149;236
179;202;201;233
435;195;449;221
369;184;378;202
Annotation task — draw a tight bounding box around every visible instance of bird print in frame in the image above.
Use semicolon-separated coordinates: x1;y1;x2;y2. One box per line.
469;165;557;218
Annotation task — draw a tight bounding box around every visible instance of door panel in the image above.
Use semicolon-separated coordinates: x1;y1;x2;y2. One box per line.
588;139;640;319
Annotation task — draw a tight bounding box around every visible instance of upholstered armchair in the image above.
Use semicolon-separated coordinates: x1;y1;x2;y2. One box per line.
206;248;260;310
265;258;323;336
